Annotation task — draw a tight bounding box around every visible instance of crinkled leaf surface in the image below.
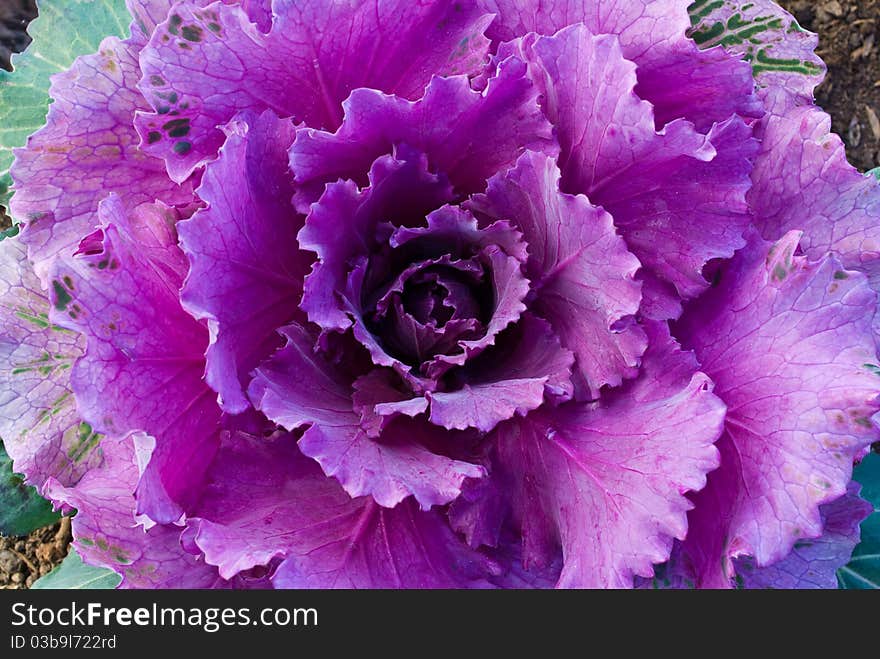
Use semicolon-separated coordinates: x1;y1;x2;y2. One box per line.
677;232;880;586
735;482;871;589
687;0;824;111
0;442;59;536
31;548;121;589
839;453;880;589
45;432;225;588
0;0;131;210
0;235;98;491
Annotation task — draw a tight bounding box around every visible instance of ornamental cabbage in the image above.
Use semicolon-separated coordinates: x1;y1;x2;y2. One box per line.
1;0;878;588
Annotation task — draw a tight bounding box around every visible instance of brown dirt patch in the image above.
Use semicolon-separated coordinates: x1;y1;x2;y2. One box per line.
0;517;71;589
779;0;880;171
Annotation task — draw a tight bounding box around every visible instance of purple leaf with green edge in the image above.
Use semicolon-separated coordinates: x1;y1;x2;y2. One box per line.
0;0;132;212
179;109;309;414
4;0;878;592
0;236;100;492
855;452;880;506
838;453;880;589
468;150;645;397
633;31;761;131
48;196;220;525
0;443;60;536
489;322;725;588
44;433;225;588
248;324;485;509
188;429;498;587
687;0;825;113
676;231;880;587
135;0;494;181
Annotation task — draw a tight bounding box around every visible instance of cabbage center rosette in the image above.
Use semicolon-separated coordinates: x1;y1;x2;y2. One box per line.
1;0;879;589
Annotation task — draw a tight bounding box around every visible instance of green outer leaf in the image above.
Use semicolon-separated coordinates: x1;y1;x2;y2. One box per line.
838;453;880;589
0;441;59;536
0;0;131;211
31;548;121;589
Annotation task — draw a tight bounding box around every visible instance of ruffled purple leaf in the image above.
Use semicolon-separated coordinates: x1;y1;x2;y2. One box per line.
633;38;761;132
596;116;758;298
513;24;757;298
48;197;220;524
469;150;645;396
491;323;724;587
676;231;880;586
189;429;497;587
44;433;223;589
248;324;484;509
426;313;574;432
480;0;760;130
389;205;528;262
179;109;307;413
136;0;493;180
289;57;556;202
478;0;691;56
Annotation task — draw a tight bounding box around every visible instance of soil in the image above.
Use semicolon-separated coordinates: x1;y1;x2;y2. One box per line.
0;0;35;72
0;517;70;589
779;0;880;170
0;2;878;589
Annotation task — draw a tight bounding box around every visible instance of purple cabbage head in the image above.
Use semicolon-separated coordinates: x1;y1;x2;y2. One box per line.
1;0;879;588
